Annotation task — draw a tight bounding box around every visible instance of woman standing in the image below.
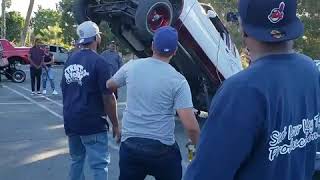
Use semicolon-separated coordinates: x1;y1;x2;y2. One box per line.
42;46;58;95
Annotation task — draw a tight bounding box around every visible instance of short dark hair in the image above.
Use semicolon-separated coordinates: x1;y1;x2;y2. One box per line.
244;30;292;48
81;36;97;47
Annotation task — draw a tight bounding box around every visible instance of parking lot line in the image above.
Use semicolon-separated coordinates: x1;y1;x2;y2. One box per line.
0;103;32;105
14;84;63;107
14;84;128;107
3;85;63;119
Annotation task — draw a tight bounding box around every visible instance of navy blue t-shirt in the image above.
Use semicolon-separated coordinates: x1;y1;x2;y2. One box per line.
185;53;320;180
61;49;112;136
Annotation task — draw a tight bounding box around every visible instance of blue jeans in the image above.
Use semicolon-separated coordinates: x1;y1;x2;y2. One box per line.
42;67;55;90
119;137;182;180
68;132;110;180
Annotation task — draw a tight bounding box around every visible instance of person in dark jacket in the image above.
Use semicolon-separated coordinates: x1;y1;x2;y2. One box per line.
29;38;44;95
101;41;123;99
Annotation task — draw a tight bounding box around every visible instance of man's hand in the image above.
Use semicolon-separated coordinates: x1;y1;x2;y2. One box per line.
112;125;121;144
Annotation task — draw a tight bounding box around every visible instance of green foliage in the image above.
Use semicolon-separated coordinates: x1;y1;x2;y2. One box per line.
39;24;63;45
58;0;77;44
295;0;320;59
5;11;24;43
32;6;62;37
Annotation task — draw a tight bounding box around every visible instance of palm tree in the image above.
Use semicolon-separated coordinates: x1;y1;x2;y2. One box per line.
1;0;11;38
21;0;35;46
1;0;6;39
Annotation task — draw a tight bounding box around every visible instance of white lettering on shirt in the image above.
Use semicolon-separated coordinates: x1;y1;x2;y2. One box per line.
268;113;320;161
64;64;89;86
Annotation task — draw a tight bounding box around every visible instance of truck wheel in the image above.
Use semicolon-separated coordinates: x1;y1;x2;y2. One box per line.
73;0;101;25
135;0;173;38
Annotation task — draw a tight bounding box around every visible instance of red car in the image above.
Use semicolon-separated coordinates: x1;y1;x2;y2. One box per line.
0;39;30;66
0;39;30;81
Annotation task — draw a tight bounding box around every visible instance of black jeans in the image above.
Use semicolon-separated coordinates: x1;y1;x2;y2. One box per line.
119;137;182;180
30;67;42;92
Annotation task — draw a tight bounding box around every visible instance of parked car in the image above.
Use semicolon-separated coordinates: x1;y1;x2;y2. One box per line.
0;39;30;80
0;39;30;66
73;0;243;112
48;45;69;64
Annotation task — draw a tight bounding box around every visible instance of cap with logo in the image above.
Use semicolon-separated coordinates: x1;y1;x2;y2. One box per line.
77;21;101;45
153;26;178;55
239;0;304;42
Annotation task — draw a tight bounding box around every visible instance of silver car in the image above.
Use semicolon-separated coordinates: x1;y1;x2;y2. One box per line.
48;45;69;65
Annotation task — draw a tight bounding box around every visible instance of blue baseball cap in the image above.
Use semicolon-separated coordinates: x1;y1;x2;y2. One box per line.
239;0;304;42
77;21;101;45
153;26;178;55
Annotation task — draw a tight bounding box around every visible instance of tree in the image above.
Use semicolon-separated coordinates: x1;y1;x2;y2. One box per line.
295;0;320;59
58;0;77;45
1;0;11;38
5;11;24;43
21;0;35;46
39;24;63;45
32;6;61;37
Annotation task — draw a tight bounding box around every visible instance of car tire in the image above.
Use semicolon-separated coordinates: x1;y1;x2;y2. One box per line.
11;70;26;83
135;0;174;38
73;0;101;25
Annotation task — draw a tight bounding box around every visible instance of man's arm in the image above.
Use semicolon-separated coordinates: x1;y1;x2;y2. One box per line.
184;84;265;180
174;80;200;145
45;54;54;65
106;79;119;93
103;93;120;142
106;62;130;92
28;51;37;68
96;58;121;141
177;108;200;145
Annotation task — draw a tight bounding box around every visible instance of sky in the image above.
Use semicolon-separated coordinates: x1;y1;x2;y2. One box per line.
7;0;60;17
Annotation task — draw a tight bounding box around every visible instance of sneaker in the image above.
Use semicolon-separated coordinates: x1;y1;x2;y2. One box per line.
37;91;42;95
31;92;36;95
42;90;47;95
52;90;59;95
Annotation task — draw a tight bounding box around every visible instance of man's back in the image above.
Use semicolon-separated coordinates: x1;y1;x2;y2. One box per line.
185;53;320;180
61;49;111;136
101;50;122;75
236;54;319;179
117;58;193;145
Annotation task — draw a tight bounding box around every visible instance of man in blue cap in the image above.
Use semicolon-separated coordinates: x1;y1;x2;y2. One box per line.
61;21;120;180
184;0;320;180
107;26;200;180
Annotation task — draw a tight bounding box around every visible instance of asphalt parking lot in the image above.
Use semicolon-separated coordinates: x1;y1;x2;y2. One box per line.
0;65;193;180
